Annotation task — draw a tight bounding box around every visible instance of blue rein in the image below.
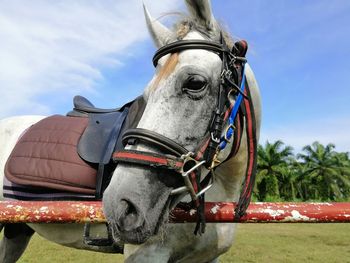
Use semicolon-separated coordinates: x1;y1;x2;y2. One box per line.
219;64;246;151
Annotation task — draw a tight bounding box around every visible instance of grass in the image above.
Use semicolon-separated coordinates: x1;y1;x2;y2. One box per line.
221;224;350;263
16;224;350;263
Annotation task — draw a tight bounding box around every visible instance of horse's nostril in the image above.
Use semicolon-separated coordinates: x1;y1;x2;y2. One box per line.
116;199;143;232
125;200;136;215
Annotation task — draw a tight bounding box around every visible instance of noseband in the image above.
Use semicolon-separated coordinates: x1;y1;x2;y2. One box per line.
113;35;257;234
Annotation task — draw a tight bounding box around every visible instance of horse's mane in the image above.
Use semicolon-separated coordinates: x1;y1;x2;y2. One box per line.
174;16;234;48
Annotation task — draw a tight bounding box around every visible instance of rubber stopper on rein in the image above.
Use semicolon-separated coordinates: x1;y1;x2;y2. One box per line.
232;40;248;57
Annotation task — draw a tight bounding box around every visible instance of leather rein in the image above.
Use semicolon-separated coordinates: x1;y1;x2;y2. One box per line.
112;36;258;234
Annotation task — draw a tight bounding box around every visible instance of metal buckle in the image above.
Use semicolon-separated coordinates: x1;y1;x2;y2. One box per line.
229;55;237;67
170;153;206;200
209;151;221;170
211;132;221;144
224;123;235;143
227;88;237;100
221;69;233;82
181;154;206;200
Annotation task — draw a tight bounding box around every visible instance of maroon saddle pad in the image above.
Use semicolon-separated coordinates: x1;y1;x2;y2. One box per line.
5;115;97;195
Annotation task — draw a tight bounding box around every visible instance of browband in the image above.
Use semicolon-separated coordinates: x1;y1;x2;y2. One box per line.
152;40;229;67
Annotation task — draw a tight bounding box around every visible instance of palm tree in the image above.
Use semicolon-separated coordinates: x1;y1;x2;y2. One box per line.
333;152;350;176
256;140;294;201
277;165;297;200
297;142;350;201
291;160;315;201
333;152;350;199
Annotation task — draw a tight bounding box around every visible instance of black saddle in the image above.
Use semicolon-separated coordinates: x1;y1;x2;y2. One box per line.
68;95;124;116
67;95;146;198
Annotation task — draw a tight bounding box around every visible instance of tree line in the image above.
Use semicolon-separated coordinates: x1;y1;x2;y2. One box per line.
253;141;350;202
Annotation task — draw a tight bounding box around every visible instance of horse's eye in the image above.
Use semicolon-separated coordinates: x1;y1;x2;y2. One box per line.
182;75;207;93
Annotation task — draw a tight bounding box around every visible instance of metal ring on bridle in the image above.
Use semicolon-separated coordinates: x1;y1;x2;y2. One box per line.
224;123;235;143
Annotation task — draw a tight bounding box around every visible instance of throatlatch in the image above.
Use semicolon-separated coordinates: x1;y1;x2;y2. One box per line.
113;35;258;234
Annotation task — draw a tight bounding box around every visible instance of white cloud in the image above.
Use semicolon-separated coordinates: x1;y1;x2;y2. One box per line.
0;0;181;118
260;117;350;153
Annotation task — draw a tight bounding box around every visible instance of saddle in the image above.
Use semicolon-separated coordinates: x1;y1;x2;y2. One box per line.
4;95;146;199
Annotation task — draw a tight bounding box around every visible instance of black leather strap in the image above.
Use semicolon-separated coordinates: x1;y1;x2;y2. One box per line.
152;40;229;67
113;150;184;171
122;128;188;156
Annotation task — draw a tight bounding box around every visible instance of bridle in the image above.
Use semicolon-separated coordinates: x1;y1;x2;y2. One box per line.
113;35;257;234
112;35;257;234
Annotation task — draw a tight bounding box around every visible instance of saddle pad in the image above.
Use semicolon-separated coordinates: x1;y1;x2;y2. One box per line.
3;175;95;201
5;115;97;194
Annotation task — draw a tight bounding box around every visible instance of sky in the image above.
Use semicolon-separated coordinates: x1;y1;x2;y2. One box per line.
0;0;349;153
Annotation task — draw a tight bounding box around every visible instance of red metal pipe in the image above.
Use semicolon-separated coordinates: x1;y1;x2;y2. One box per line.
0;201;350;224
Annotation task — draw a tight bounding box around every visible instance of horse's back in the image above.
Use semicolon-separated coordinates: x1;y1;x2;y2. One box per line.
0;115;45;199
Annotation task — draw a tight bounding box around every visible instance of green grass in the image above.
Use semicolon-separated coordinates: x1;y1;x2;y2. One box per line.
17;224;350;263
222;224;350;263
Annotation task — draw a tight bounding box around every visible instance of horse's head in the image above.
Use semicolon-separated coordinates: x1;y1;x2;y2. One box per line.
103;0;241;244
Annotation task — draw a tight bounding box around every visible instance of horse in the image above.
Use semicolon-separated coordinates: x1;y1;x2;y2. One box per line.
0;0;261;262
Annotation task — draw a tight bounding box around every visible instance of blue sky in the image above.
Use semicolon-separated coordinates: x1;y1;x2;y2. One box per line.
0;0;349;153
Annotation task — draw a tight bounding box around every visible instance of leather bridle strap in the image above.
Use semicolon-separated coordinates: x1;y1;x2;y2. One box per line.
122;128;188;156
112;150;184;172
234;81;258;219
153;40;228;67
113;148;204;202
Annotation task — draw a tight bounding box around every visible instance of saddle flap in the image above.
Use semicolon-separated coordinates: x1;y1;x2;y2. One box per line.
77;109;129;164
77;96;146;164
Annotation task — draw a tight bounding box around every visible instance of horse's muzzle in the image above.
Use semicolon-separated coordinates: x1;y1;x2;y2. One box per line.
107;198;151;244
115;200;144;232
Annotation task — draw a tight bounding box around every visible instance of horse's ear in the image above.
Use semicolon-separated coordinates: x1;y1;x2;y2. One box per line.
185;0;217;31
143;4;174;48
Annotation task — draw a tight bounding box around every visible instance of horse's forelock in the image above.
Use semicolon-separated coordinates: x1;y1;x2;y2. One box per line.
151;53;179;91
150;16;234;91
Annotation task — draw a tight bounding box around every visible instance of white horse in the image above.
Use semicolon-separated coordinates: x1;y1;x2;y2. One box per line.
0;1;261;262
